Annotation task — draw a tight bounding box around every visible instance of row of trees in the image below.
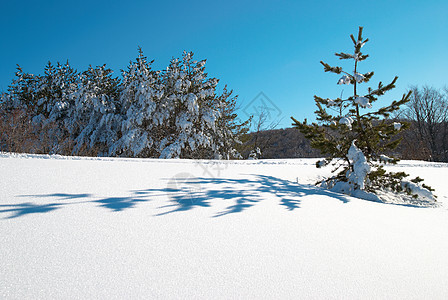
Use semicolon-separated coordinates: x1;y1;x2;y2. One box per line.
0;49;249;159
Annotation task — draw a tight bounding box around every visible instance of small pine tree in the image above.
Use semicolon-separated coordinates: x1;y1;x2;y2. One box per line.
291;27;435;202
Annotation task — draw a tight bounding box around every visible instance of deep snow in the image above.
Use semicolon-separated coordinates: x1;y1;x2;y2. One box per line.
1;153;448;299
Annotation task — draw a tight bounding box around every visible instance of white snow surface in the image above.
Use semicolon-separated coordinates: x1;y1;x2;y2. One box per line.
1;153;448;299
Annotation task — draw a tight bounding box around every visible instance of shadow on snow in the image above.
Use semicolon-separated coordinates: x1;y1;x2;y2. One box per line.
145;174;350;217
0;193;151;218
1;174;424;219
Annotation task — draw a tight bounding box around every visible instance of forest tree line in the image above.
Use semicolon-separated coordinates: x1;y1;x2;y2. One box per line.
0;51;447;162
0;50;249;159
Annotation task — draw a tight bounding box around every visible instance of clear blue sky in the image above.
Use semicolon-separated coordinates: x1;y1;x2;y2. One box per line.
1;0;447;128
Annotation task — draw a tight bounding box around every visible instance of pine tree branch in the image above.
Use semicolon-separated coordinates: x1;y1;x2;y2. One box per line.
320;61;342;74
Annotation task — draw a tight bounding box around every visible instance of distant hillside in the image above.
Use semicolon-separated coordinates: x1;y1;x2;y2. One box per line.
240;127;322;159
242;123;445;161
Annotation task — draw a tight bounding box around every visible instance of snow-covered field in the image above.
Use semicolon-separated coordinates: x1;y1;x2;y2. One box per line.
1;153;448;299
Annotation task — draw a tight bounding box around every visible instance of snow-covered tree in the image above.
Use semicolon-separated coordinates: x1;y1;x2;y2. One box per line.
159;52;213;158
1;49;248;160
107;47;161;157
291;27;435;202
3;65;39;111
34;61;78;154
158;51;241;159
67;64;120;156
2;62;78;154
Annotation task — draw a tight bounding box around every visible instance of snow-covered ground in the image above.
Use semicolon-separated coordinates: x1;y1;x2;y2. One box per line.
1;153;448;299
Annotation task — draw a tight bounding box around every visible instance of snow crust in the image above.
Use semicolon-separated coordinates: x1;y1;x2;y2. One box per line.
1;154;448;299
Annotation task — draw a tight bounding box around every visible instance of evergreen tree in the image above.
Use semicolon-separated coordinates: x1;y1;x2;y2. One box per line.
158;51;245;159
291;27;435;202
68;64;120;156
36;61;77;120
34;61;78;154
213;86;250;159
3;65;39;111
0;49;248;160
108;47;161;157
158;51;218;158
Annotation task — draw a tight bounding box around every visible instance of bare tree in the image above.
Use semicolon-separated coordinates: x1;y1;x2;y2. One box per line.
0;108;37;153
402;86;448;162
248;106;282;159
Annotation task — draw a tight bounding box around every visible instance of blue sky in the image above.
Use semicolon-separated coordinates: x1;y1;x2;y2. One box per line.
1;0;447;128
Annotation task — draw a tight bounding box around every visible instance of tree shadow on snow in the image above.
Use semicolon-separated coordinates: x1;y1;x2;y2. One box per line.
94;197;150;212
0;193;92;219
0;175;351;219
0;193;153;219
0;202;64;219
133;174;351;217
129;186;212;216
